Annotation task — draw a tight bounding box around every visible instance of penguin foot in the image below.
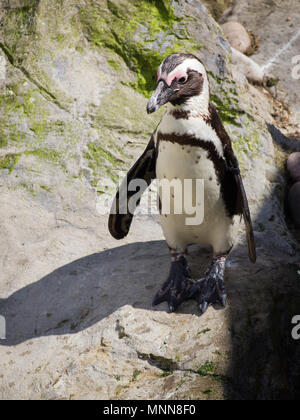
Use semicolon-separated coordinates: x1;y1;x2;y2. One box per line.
152;255;193;312
188;255;227;315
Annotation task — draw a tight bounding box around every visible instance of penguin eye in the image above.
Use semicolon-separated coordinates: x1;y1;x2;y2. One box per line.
178;76;187;84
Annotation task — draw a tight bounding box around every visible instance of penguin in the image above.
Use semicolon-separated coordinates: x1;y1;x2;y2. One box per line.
109;52;256;314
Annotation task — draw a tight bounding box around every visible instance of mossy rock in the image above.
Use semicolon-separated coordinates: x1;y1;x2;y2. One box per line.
0;0;263;189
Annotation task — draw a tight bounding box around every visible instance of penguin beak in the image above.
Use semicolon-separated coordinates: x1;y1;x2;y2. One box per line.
147;81;172;114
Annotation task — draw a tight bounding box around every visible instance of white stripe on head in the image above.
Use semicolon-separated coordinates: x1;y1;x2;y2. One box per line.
157;56;210;116
161;58;207;86
157;64;162;81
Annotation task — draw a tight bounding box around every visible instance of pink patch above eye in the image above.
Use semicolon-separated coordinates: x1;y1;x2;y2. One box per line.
166;70;187;86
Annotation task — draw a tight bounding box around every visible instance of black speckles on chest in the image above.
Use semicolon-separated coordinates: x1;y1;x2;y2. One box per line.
156;131;241;218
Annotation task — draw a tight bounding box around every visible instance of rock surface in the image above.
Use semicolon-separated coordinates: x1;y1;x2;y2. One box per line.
224;0;300;131
0;0;300;400
230;47;265;84
202;0;233;21
221;21;252;55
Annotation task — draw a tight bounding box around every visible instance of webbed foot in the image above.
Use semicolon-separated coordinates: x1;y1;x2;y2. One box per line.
188;255;227;315
152;255;193;312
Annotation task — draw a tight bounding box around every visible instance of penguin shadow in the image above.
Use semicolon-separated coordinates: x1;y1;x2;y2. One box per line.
0;240;211;347
1;182;300;400
223;180;300;400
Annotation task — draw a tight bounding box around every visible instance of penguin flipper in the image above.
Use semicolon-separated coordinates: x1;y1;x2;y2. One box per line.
228;156;256;263
206;104;256;263
237;171;257;264
108;136;156;240
267;123;300;152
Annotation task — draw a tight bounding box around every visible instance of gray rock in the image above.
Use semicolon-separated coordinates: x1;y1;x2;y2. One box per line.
231;47;265;84
227;0;300;124
222;22;252;55
287;152;300;183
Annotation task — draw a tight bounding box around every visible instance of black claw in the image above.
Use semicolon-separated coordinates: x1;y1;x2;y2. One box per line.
169;304;175;313
199;301;208;315
220;293;227;308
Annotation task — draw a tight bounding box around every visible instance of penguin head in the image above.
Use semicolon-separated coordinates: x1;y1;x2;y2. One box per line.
147;53;209;114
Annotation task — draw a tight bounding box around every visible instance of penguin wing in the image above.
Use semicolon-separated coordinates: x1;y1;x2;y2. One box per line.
209;104;256;263
227;153;256;264
267;123;300;152
108;135;156;239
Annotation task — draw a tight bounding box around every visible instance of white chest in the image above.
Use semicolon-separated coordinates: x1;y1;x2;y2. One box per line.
156;112;224;158
155;112;224;199
156;140;221;213
153;113;240;253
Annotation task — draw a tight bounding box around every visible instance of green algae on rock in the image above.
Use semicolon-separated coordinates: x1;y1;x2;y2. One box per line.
79;0;197;97
0;0;256;189
0;153;21;173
